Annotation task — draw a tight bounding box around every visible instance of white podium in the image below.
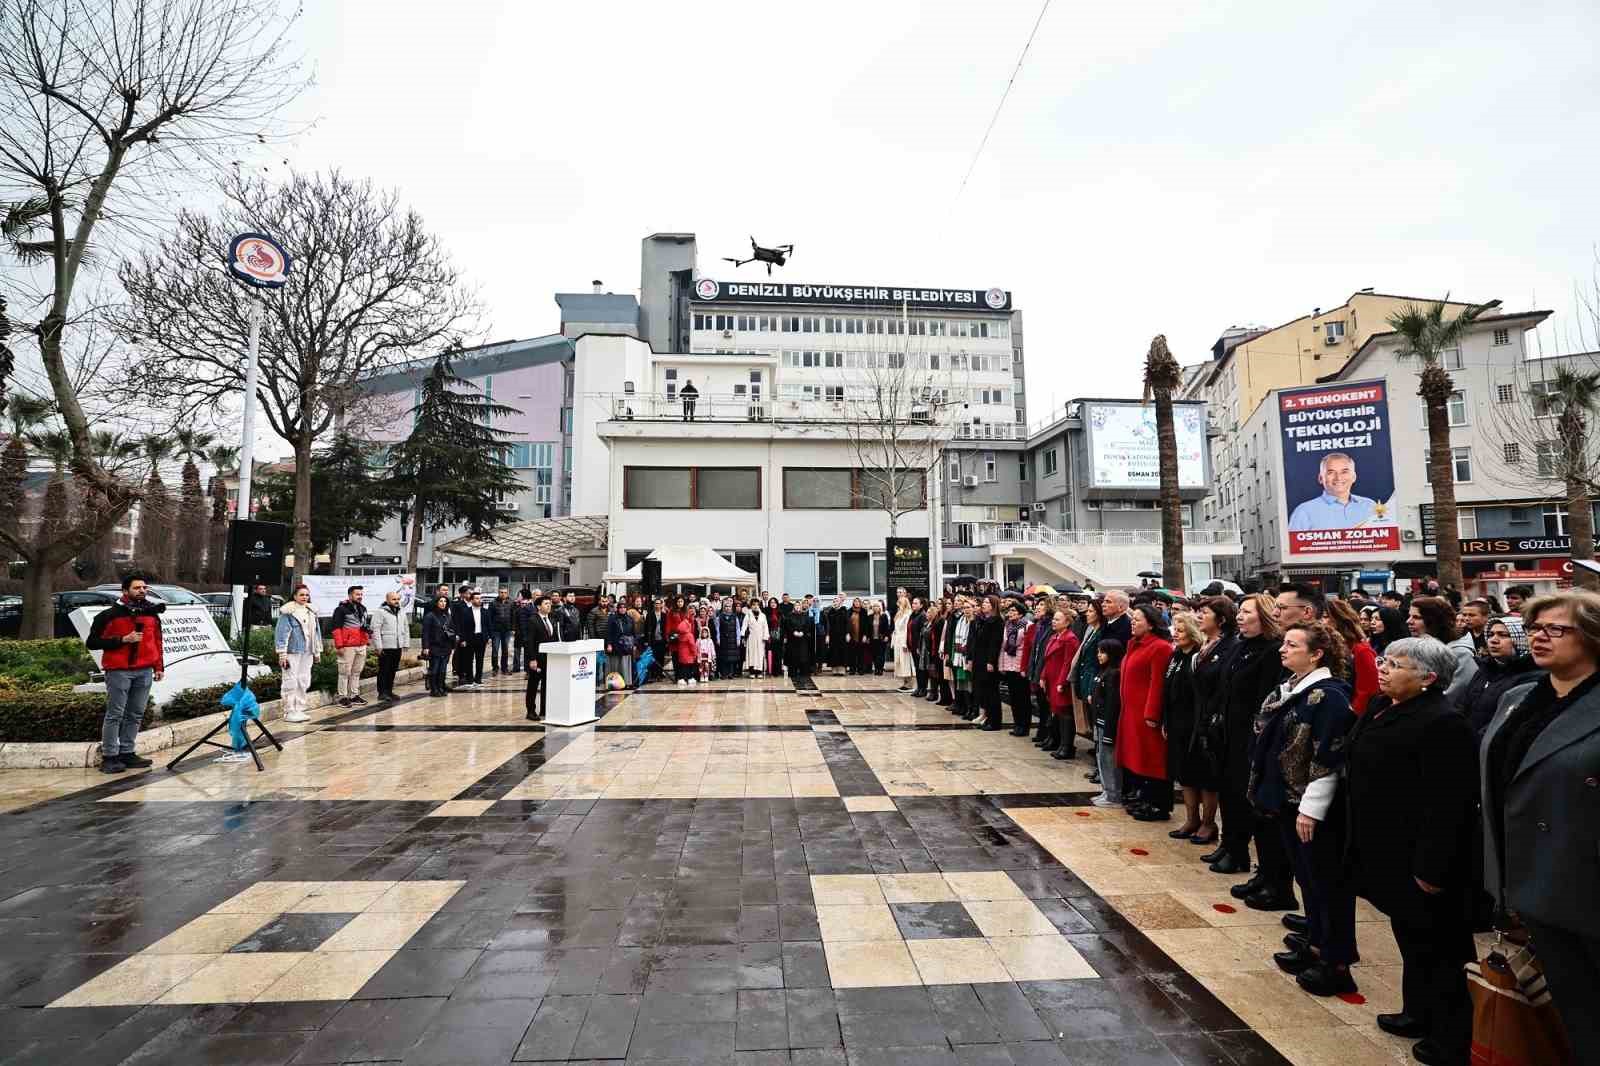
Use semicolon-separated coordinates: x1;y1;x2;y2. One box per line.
542;639;603;727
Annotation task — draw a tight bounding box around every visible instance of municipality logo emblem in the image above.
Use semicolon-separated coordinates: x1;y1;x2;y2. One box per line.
695;278;719;300
984;287;1007;309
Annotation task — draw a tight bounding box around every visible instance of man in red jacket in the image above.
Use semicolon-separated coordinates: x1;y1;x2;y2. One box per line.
84;573;165;774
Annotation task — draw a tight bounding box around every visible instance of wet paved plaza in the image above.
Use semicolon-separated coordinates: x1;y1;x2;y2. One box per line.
0;673;1433;1064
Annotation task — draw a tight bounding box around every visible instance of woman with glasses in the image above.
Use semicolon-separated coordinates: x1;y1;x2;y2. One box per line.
1346;636;1478;1064
1481;591;1600;1061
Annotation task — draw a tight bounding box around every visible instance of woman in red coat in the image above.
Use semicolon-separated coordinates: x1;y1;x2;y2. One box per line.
670;614;698;684
1038;608;1079;741
1119;603;1175;819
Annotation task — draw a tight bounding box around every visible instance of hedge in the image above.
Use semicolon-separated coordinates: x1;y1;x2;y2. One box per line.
0;689;150;744
0;639;97;690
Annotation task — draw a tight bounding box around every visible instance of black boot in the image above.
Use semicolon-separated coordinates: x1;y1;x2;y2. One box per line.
1041;719;1061;752
938;681;953;706
1032;716;1051;744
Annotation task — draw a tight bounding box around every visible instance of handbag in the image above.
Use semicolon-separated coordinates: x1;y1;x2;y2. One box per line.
1465;929;1574;1066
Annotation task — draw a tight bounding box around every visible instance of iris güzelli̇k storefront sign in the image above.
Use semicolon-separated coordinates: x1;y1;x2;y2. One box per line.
1277;380;1400;557
692;278;1011;312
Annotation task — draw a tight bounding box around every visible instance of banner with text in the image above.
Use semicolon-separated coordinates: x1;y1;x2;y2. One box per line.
298;573;417;616
1278;380;1399;557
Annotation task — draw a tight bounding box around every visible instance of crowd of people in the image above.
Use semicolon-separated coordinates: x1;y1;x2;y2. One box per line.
399;575;1595;1064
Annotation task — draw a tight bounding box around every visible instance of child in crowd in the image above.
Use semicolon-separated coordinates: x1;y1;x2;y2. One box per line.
696;626;716;684
1088;637;1125;808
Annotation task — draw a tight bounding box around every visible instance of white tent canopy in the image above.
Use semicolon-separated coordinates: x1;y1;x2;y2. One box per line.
603;545;759;588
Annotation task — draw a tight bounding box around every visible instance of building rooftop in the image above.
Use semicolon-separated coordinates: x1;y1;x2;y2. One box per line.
555;292;640;326
361;334;574;394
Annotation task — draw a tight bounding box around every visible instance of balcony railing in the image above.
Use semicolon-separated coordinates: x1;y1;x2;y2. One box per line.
971;523;1242;549
596;392;958;430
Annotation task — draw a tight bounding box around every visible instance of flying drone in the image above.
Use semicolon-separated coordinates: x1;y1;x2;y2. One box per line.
723;237;794;275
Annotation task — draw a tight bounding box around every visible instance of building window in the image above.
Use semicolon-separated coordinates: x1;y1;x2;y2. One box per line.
1419;390;1468;427
1425;447;1472;484
1503;442;1521;465
1323;320;1346;339
1536;441;1560;478
1493;328;1510;346
783;468;925;511
948;455;961;484
622;467;761;509
1509;507;1532;525
1543;504;1568;537
983;452;996;482
1440;347;1463;370
1018;453;1028;481
1456;507;1477;539
1529;380;1564;418
1041;448;1058;476
1496;383;1515;404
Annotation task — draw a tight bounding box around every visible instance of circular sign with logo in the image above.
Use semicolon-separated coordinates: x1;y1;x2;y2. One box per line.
984;287;1008;310
695;278;720;300
226;232;292;289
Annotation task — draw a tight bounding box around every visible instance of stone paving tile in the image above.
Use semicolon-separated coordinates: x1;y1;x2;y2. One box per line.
0;676;1312;1065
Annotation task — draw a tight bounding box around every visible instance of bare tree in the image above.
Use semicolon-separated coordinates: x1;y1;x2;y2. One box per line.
1143;335;1185;591
118;169;480;573
0;0;304;635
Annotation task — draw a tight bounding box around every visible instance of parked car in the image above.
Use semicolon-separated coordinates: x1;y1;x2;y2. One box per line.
0;590;119;638
199;592;282;621
88;583;230;625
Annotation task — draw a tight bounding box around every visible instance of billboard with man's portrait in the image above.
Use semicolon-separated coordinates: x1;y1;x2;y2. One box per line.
1277;380;1399;556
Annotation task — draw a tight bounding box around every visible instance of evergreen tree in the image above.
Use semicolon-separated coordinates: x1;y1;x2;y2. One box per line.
81;431;140;582
387;347;524;570
256;431;396;571
25;430;74;582
172;428;214;583
204;444;240;583
0;395;49;550
135;437;176;580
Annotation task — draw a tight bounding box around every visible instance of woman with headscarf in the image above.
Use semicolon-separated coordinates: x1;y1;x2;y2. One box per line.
1457;615;1540;735
743;599;769;677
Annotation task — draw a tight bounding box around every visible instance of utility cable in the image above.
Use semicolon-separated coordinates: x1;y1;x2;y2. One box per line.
952;0;1052;209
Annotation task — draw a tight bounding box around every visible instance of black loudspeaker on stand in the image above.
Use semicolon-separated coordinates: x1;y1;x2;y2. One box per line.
168;520;291;773
641;557;662;595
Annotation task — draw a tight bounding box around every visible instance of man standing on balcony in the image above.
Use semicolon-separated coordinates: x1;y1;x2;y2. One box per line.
680;379;699;421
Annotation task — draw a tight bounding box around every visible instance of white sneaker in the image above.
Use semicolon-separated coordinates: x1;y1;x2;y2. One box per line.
688;679;697;686
1090;794;1121;808
677;679;687;687
217;751;253;763
284;710;309;723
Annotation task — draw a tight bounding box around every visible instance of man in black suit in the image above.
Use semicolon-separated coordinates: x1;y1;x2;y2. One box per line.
1100;589;1133;644
450;584;475;686
525;595;559;720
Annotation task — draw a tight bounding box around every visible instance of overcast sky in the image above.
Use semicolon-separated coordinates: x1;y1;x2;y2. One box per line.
266;0;1600;436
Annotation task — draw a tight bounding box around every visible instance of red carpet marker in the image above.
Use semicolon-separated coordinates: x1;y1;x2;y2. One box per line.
1336;992;1366;1005
1129;848;1149;856
1212;903;1236;914
1074;811;1092;817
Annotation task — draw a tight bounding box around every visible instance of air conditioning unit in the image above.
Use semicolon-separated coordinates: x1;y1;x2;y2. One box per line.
1032;502;1047;513
500;502;521;513
722;329;734;338
1495;562;1516;573
1324;334;1340;346
1401;529;1419;541
962;475;979;488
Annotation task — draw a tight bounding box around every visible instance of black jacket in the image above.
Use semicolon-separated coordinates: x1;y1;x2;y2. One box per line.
967;614;1003;675
1220;634;1285;790
450;599;485;639
1457;653;1541;737
524;609;560;666
1345;687;1479;925
421;608;457;654
784;612;815;672
1090;665;1122;740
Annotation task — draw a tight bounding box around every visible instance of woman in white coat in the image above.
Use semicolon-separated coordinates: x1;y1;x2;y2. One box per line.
743;602;769;676
892;591;915;690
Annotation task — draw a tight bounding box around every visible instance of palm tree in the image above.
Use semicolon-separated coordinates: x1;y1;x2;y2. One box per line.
1389;299;1497;591
76;431;142;580
1;197;54;404
1142;335;1185;591
135;436;176;580
172;428;215;583
1545;366;1600;588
